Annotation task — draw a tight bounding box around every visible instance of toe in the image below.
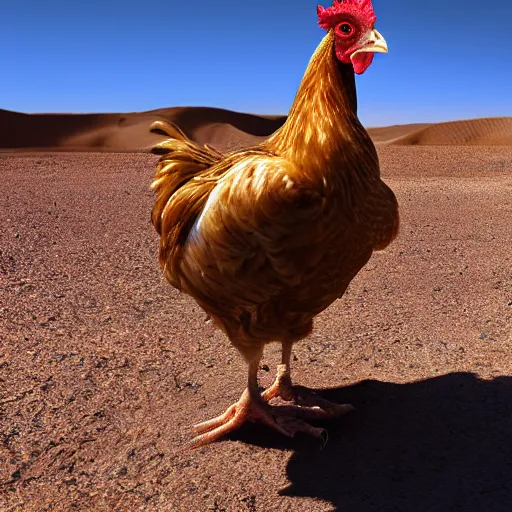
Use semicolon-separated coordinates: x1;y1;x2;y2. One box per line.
193;403;237;434
190;404;248;448
294;387;355;417
276;417;329;448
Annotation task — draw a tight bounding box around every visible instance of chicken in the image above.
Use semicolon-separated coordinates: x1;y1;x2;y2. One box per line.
150;0;399;447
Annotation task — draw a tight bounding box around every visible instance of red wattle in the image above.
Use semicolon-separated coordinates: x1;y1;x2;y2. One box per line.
351;52;374;75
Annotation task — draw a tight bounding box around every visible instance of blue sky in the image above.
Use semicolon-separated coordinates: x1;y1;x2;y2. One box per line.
2;0;511;126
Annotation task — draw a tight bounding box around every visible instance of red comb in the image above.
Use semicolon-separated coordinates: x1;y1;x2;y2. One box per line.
317;0;377;29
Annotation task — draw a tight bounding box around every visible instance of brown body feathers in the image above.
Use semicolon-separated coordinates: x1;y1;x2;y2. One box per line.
150;32;399;360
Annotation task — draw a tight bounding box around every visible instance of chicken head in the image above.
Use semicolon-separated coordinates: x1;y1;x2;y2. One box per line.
317;0;388;74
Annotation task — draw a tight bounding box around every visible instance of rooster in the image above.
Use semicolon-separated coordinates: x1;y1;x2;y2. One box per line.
150;0;399;447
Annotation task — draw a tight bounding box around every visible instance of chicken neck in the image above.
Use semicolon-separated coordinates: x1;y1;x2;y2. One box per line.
265;31;376;178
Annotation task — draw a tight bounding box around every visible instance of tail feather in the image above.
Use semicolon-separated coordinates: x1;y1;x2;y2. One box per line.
150;120;189;154
150;119;223;235
150;120;187;138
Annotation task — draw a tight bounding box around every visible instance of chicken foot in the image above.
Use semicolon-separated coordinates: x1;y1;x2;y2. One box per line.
190;355;327;448
262;342;354;419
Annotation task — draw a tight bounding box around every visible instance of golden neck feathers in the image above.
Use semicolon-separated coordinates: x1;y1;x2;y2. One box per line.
265;32;376;176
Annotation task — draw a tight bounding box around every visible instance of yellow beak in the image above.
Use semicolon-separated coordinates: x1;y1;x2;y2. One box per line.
351;29;389;58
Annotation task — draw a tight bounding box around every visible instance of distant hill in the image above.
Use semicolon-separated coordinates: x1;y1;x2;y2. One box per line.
1;107;510;152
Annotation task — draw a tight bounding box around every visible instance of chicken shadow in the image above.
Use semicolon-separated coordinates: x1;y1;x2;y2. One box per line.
232;372;512;512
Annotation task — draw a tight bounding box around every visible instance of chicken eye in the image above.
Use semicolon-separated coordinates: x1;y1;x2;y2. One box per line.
337;23;354;36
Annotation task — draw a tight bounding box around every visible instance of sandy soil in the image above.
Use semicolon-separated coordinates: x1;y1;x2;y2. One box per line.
1;145;511;511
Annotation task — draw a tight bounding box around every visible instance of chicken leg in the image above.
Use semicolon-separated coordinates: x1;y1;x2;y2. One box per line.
262;341;354;419
191;348;327;448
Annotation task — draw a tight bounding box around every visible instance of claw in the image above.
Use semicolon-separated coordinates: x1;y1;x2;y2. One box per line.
190;364;353;449
190;389;292;449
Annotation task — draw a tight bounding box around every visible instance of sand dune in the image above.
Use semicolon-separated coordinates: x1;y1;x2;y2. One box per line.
1;107;511;152
386;117;512;146
366;123;431;142
0;107;286;153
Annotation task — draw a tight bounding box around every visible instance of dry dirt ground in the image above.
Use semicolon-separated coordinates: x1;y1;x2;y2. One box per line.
1;147;511;511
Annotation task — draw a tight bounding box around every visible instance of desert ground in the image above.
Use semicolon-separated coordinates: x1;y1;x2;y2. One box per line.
1;108;511;511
